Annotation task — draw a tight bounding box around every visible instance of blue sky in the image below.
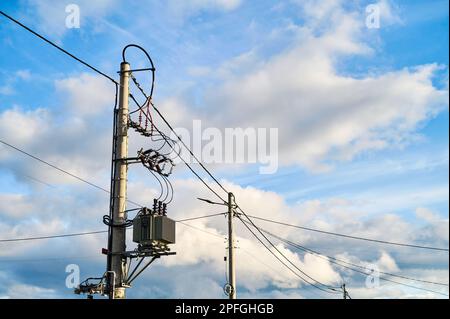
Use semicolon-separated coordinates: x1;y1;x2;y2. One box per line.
0;0;448;299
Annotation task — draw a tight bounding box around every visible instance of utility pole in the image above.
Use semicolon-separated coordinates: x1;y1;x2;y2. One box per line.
227;192;236;299
75;49;176;299
109;61;130;299
342;283;347;299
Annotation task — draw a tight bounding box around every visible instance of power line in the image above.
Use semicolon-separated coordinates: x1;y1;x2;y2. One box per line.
128;68;448;257
250;222;449;287
1;9;229;207
0;230;107;243
237;215;341;297
128;95;228;204
0;139;143;208
2;8;340;298
179;218;341;297
176;212;225;223
106;55;449;295
0;255;103;263
125;61;229;200
5;7;445;297
242;214;449;252
0;213;225;243
150;102;229;195
0;10;118;85
239;219;449;297
177;221;224;239
235;211;341;295
178;220;306;289
122;45;229;205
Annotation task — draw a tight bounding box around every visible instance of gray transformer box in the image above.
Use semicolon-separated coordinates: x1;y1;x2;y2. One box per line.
133;215;154;245
154;215;176;244
133;214;176;245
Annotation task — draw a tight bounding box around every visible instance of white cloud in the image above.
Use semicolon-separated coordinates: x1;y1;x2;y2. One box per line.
1;284;60;299
415;207;449;242
416;207;442;223
162;2;448;172
55;73;114;115
375;251;400;273
0;73;115;186
377;0;403;26
0;176;448;298
0;107;50;146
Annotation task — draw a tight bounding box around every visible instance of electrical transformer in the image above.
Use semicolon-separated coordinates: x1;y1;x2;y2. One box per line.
133;213;175;245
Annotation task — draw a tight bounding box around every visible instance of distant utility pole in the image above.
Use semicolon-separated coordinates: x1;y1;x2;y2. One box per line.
108;61;130;299
342;283;348;299
227;192;236;299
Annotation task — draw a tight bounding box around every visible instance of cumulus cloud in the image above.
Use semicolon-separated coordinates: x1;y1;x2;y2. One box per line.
1;177;447;298
415;207;449;244
160;1;448;172
1;283;60;299
0;73;115;185
55;73;114;116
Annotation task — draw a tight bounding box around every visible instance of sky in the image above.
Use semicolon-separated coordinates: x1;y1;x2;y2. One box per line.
0;0;448;299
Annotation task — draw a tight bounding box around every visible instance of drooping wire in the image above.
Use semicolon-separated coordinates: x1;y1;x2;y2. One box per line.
236;206;342;293
5;11;437;293
148;169;164;201
161;174;174;204
128;87;227;204
236;213;341;296
0;139;143;208
128;93;177;204
268;233;449;297
1;213;225;243
176;212;226;222
239;220;449;297
122;44;155;99
150;101;229;196
0;11;225;208
0;10;118;85
242;214;449;252
129;95;227;204
0;230;107;242
258;226;450;288
121;45;229;200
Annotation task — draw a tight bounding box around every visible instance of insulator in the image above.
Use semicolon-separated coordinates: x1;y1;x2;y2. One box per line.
153;198;158;212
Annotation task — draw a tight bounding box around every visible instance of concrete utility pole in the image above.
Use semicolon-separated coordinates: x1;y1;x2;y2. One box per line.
109;61;130;299
227;192;236;299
